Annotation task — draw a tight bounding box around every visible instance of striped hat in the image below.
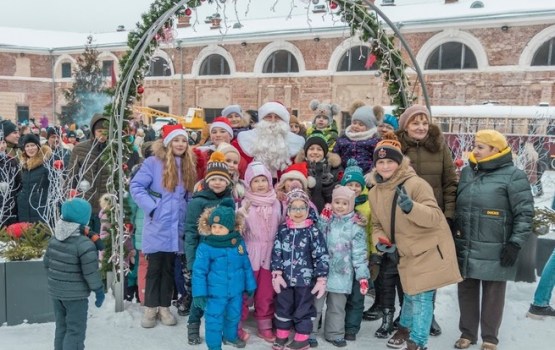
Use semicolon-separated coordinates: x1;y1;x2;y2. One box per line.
205;151;231;185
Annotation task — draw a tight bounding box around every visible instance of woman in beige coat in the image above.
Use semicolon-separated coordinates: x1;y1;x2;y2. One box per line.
366;133;462;350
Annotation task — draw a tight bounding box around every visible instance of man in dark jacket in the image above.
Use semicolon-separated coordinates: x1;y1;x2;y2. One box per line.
46;127;71;169
0;138;21;227
0;119;20;158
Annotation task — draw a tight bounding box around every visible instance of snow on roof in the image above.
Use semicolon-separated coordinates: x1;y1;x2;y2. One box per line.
1;0;554;51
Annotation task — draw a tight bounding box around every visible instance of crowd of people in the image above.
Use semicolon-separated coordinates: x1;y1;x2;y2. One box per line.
2;99;554;350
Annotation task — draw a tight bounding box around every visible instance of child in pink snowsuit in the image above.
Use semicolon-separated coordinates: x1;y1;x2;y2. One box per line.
238;161;283;342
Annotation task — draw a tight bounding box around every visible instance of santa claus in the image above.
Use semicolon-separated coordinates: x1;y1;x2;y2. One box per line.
233;102;305;177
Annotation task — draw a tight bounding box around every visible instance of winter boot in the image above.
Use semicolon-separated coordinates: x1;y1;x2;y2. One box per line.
429;315;441;336
527;304;555;319
258;329;276;343
159;307;177;326
223;338;247;348
362;301;381;321
404;339;427;350
375;308;395;338
387;326;409;349
285;339;310;350
273;337;289;350
173;294;191;316
187;322;202;345
140;307;158;328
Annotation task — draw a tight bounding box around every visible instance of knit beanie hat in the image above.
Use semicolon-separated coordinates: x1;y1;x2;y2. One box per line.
67;130;77;138
383;114;399;131
61;198;92;226
22;133;41;148
398;105;430;131
46;127;60;139
209;198;236;232
210;116;233;137
162;124;188;147
246;109;258;124
304;132;329;157
332;186;356;213
258;101;290;124
373;132;404;165
0;119;18;137
91;113;109;133
475;129;508;151
309;99;340;124
350;101;377;129
281;162;315;189
245;161;273;188
341;159;366;188
222;104;242;118
205;151;231;185
216;142;240;159
286;186;311;207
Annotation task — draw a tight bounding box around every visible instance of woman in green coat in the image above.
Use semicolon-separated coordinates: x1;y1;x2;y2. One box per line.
454;129;534;350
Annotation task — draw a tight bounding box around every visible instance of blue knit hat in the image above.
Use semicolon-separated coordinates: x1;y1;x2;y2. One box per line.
341;159;366;188
383;114;399;131
209;198;236;232
61;198;92;226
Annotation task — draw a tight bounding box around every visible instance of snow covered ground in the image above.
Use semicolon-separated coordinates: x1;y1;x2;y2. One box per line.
1;172;554;349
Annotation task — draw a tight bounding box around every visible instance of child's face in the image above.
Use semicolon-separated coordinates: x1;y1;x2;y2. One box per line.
346;182;363;197
210;127;232;146
332;197;351;216
306;144;325;163
207;177;228;193
250;175;269;194
171;135;188;156
290;123;301;134
377;123;395;137
350;120;368;133
314;115;329;129
288;199;309;223
226;113;243;128
375;159;399;180
224;152;240;176
284;179;303;192
211;223;229;236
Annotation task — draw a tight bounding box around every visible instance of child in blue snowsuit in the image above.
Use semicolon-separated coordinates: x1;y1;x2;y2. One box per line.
192;198;257;350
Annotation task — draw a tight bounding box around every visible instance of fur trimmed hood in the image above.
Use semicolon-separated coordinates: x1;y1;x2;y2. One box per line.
294;149;342;168
396;123;445;154
198;206;245;236
20;145;52;170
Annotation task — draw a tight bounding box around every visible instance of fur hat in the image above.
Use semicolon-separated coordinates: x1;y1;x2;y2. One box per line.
61;198;92;226
205;151;231;185
209;198;236;232
398;105;430;131
245;161;273;188
258;101;290;124
332;186;356;213
374;132;404;165
304;132;329;157
286;186;310;207
383;114;399;131
162;124;188;147
281;162;315;189
210;116;233;137
475;129;508;151
309;99;340;124
222;104;242;118
0;119;17;137
21;134;41;148
350;100;377;129
289;114;300;126
341;159;365;188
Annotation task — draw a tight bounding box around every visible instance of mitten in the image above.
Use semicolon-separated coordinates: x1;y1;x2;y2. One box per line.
320;203;333;221
193;296;207;310
94;288;105;308
272;272;287;294
500;242;520;267
396;186;413;213
359;279;369;295
369;253;382;281
311;277;327;299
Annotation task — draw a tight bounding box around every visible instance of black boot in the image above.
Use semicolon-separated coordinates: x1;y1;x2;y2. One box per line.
175;294;191;316
363;301;381;321
375;308;395;338
429;315;441;336
187;322;202;345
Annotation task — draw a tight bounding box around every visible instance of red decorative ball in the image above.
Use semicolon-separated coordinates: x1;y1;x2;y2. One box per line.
454;159;464;168
137;85;144;94
185;8;192;16
329;1;338;10
53;159;64;170
69;189;79;198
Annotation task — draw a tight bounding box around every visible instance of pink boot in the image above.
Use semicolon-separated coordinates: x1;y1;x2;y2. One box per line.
257;318;275;342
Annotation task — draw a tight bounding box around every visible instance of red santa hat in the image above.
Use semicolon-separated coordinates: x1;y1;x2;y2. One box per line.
280;162;315;189
210;116;233;137
162;124;187;147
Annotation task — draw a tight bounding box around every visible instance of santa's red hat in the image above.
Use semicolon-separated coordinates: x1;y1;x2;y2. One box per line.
280;162;315;189
162;124;187;147
210;116;233;137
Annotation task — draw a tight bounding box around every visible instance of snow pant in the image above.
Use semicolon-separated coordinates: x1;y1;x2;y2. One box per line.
274;286;315;335
344;277;365;335
399;290;434;348
534;247;555;307
144;251;175;308
174;254;186;297
138;251;147;305
188;303;205;325
52;298;88;350
240;268;274;331
205;294;243;349
378;256;404;309
324;292;348;340
311;291;328;339
457;278;506;345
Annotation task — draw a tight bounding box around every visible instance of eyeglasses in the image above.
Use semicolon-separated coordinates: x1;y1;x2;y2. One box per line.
288;206;308;213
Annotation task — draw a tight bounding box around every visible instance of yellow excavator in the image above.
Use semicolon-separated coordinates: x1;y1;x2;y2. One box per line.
134;106;207;131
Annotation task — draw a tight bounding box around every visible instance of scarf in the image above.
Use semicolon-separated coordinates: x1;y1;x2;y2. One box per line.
344;125;376;141
355;194;368;206
244;189;277;237
203;231;242;248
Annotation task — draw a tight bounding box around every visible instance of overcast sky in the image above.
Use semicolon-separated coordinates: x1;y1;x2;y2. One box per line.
0;0;438;33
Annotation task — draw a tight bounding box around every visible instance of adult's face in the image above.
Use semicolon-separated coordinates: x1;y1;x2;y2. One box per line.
5;131;20;145
48;135;60;148
406;114;429;141
262;113;281;123
24;143;39;158
473;141;499;161
94;128;108;143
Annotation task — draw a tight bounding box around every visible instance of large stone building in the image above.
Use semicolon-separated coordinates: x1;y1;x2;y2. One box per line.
0;0;554;128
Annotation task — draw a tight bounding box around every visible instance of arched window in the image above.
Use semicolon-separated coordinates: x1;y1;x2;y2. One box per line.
199;54;230;75
337;46;377;71
425;42;478;70
147;57;171;77
262;50;299;73
532;38;555;66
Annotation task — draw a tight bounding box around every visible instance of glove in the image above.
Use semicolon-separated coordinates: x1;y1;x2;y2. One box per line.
245;290;255;298
94;288;105;308
369;254;382;281
376;236;397;254
320;164;334;185
500;242;520;267
311;277;327;299
193;296;207;310
320;203;332;221
272;272;287;294
396;186;413;214
359;279;369;295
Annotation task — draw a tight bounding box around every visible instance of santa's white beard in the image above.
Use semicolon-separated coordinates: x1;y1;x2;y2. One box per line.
251;120;291;174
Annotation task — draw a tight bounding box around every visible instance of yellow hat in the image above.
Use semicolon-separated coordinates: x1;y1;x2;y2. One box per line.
475;130;508;151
